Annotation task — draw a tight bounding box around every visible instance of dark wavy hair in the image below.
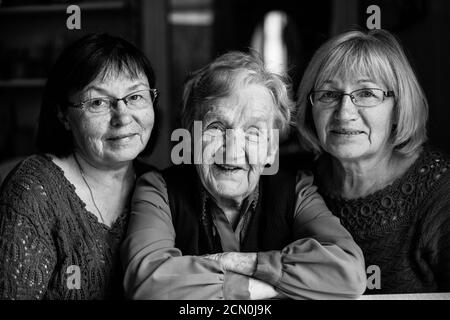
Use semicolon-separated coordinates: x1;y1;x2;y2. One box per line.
36;33;157;157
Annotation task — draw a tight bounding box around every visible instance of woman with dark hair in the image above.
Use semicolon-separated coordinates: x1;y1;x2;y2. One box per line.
0;33;158;299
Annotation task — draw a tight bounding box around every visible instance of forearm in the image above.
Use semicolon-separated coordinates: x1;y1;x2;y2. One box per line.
203;252;283;300
204;252;257;276
123;248;251;300
253;238;366;299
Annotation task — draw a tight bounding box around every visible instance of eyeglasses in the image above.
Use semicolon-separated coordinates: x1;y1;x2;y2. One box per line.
68;89;158;114
309;88;394;108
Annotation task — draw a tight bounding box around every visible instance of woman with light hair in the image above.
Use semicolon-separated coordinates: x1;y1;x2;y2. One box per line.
122;51;366;300
296;29;450;294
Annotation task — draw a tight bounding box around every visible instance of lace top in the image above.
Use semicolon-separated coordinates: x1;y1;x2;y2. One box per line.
317;146;450;294
0;154;130;299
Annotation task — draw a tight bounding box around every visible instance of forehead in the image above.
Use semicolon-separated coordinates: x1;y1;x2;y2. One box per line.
204;84;275;125
88;70;149;89
316;47;394;90
321;76;384;89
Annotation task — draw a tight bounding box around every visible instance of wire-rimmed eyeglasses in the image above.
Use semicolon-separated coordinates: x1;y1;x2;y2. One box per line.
68;88;158;114
309;88;395;108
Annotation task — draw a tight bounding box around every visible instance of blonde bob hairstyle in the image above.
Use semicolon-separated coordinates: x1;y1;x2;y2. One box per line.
296;29;428;157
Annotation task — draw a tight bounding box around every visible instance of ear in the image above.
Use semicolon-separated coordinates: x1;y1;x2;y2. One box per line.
56;105;70;131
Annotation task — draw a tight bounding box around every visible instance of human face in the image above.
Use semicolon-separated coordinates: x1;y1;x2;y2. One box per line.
65;72;154;168
196;83;278;206
312;77;395;163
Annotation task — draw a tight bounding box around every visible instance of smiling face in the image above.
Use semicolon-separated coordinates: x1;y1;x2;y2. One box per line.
195;83;278;206
312;76;395;163
64;71;154;168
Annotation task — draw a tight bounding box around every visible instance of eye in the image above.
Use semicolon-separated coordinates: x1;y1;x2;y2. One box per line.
315;91;341;103
87;98;108;109
321;91;340;99
206;122;226;132
128;94;143;101
203;122;226;138
355;89;377;98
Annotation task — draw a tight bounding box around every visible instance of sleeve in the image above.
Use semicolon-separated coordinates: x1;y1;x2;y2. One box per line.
0;177;56;300
121;171;250;300
421;176;450;291
252;170;367;300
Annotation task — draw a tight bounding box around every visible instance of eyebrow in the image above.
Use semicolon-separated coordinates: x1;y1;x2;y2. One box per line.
84;82;149;95
357;79;378;85
204;111;272;127
321;79;378;87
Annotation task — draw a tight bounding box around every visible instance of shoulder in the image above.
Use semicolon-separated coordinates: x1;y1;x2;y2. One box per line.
0;154;58;201
133;169;168;206
415;145;450;212
136;169;166;190
0;154;59;231
407;145;449;200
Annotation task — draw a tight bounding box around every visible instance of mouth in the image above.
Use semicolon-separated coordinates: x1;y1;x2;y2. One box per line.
330;128;365;136
214;163;247;172
106;133;137;141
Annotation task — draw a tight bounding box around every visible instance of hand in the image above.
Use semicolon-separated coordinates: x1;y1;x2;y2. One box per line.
248;278;279;300
203;252;257;276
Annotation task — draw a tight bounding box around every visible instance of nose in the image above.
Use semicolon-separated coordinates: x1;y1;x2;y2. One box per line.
110;100;132;127
224;129;246;165
334;95;358;121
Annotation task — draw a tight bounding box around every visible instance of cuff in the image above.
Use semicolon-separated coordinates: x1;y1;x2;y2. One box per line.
253;250;282;286
223;272;250;300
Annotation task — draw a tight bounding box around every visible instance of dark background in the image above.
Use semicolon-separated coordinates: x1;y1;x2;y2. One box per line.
0;0;449;179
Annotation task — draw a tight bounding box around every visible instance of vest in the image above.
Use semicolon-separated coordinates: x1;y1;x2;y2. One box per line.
162;165;296;255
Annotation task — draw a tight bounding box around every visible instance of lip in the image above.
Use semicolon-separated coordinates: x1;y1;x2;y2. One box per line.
330;128;365;135
214;163;248;172
106;133;138;141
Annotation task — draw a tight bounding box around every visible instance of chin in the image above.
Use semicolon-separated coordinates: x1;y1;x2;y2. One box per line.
104;149;142;164
210;180;249;201
327;144;368;161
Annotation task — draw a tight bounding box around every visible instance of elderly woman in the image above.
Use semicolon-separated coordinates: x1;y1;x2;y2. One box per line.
0;33;157;299
296;29;450;294
122;51;366;300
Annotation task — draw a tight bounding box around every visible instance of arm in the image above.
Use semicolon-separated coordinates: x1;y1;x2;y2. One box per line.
121;171;251;300
421;177;450;291
203;252;280;299
0;178;56;299
206;171;366;299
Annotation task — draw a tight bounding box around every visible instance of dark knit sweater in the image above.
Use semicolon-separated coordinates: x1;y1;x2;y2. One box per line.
317;146;450;294
0;154;135;299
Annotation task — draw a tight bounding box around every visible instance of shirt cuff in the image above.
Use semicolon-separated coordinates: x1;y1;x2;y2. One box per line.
253;250;282;286
223;272;250;300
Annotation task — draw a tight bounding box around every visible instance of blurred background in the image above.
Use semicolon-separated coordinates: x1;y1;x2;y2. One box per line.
0;0;449;181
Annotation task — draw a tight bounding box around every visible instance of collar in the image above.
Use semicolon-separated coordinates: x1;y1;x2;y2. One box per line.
200;183;260;217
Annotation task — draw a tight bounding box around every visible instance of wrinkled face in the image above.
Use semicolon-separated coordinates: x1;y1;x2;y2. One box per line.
65;72;154;168
312;76;395;162
195;83;278;205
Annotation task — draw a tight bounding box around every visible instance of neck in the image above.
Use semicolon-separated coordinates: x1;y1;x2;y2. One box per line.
211;194;245;226
327;150;400;199
73;152;134;186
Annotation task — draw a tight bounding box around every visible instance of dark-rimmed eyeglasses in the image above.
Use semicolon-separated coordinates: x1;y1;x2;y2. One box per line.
68;88;158;114
309;88;394;108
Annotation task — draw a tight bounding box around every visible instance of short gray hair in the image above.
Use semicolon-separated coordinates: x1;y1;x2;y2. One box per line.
296;29;428;156
181;51;294;137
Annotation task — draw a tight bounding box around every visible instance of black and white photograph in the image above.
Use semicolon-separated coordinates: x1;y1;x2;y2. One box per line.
0;0;449;311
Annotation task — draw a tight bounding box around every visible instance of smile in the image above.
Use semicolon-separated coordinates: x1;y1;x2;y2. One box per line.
331;129;365;135
214;163;247;172
107;133;137;141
